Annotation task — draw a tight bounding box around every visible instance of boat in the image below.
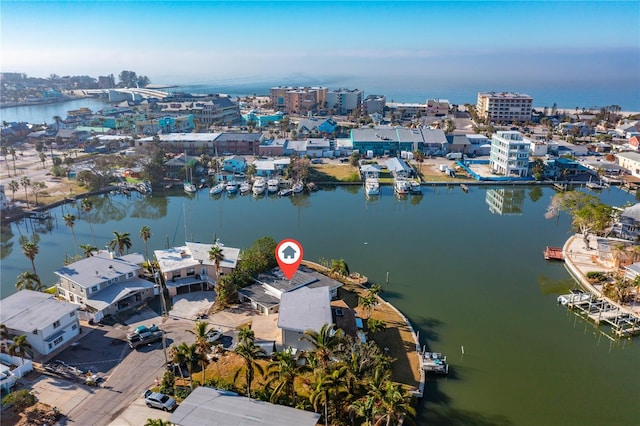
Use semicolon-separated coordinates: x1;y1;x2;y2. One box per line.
306;182;319;192
278;188;293;197
226;180;238;194
586;181;603;190
267;178;280;193
394;178;410;195
292;181;304;194
410;180;422;194
183;155;197;193
422;352;449;375
557;290;592;306
163;182;173;190
364;178;380;196
252;178;266;195
460;184;469;193
209;182;225;195
239;181;251;194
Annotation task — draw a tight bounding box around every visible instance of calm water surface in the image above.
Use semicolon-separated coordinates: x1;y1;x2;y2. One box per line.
1;185;638;425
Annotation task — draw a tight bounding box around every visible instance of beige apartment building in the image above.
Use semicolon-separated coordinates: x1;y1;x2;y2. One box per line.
270;86;328;114
476;92;533;123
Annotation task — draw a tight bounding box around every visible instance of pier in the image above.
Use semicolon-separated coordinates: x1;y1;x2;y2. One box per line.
544;246;564;261
559;291;640;337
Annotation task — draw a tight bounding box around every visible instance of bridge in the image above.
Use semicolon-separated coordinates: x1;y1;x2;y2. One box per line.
68;88;170;100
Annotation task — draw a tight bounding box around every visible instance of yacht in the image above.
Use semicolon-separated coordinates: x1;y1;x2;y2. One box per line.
226;180;238;194
394;178;410;195
409;180;422;194
239;181;251;194
292;181;304;194
267;178;280;193
364;178;380;196
209;182;225;195
252;178;266;195
183;181;197;194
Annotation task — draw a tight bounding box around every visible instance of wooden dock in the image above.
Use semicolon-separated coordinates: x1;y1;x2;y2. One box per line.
559;292;640;337
544;246;564;261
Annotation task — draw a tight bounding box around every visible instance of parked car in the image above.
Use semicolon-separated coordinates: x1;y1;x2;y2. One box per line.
129;330;163;349
143;389;177;412
126;324;158;340
206;329;222;343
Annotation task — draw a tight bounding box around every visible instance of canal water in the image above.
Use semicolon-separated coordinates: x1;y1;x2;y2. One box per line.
1;185;638;425
0;98;112;124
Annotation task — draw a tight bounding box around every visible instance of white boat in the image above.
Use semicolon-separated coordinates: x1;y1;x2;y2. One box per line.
557;290;592;306
394;178;410;195
226;180;238;194
410;180;422;194
292;181;304;194
422;352;449;375
278;188;293;197
183;181;197;193
252;178;266;195
239;181;251;194
267;178;280;193
364;178;380;196
209;182;225;195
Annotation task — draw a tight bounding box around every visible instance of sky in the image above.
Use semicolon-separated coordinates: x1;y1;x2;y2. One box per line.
1;1;639;105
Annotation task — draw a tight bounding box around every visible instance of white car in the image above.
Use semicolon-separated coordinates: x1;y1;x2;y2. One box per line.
206;329;222;343
143;389;177;411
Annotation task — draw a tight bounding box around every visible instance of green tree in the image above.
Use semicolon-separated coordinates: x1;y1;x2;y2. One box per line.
188;321;216;354
301;323;345;370
63;213;78;256
208;244;225;292
140;225;152;260
366;318;386;337
144;419;171;426
1;389;36;413
545;191;613;246
108;231;132;256
309;364;349;426
8;335;32;364
10;148;17;176
350;152;361;168
80;243;98;258
20;235;39;274
373;381;416;426
233;327;265;398
39;151;47;168
8;180;19;200
266;347;302;405
238;236;277;278
330;258;350;278
20;176;31;205
16;271;43;292
30;181;46;205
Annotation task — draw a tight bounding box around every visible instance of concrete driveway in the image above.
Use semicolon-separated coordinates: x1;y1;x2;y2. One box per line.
108;397;172;426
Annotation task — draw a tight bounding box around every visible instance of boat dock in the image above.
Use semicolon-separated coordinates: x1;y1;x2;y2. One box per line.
544;246;564;261
558;291;640;337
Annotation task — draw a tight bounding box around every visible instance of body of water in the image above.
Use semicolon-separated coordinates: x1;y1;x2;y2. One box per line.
0;98;113;125
1;185;638;425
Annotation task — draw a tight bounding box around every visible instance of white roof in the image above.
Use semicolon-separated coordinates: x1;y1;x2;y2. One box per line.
0;290;78;332
54;251;141;289
84;278;155;312
278;286;332;333
155;243;240;273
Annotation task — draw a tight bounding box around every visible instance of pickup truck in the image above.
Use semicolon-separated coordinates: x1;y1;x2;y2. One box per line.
128;330;163;349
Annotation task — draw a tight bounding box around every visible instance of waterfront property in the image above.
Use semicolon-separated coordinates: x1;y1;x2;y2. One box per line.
154;242;240;298
238;266;342;315
54;251;154;322
0;290;79;357
489;131;530;177
269;86;328;114
476;91;533;122
277;286;332;352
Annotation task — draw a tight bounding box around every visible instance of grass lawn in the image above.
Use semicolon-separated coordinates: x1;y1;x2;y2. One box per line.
309;164;360;182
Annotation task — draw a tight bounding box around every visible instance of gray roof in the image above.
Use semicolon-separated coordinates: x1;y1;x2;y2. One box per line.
186;242;240;269
617;151;640;162
421;128;448;145
278;286;331;332
216;132;262;142
446;135;471;146
621;204;640;222
0;290;78;332
54;251;141;289
169;386;320;426
155;243;240;273
360;164;382;173
255;266;342;294
237;283;281;308
386;157;412;173
83;278;155;312
352;127;423;144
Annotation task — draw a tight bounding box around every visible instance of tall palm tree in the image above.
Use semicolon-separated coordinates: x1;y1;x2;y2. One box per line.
8;335;32;365
10;148;17;176
108;231;132;256
233;330;265;398
8;180;19;200
266;347;301;405
309;364;349;426
16;271;43;291
80;243;98;258
20;176;31;205
330;258;350;277
187;321;215;354
301;323;344;369
208;244;224;289
19;235;39;274
39;151;47;169
373;381;416;426
81;198;97;246
139;226;152;260
62;213;78;256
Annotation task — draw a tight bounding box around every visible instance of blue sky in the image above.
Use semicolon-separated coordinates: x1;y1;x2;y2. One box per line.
1;1;639;92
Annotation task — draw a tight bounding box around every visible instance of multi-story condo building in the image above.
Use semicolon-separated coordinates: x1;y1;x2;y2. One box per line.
269;86;327;114
326;88;363;114
489;131;530;177
476;92;533;123
362;94;386;114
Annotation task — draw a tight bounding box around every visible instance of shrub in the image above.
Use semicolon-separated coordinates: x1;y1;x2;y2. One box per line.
2;389;36;413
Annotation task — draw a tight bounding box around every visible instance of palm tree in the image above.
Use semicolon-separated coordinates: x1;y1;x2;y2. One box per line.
140;226;152;260
8;335;32;364
233;329;265;398
144;419;171;426
20;176;31;205
20;235;39;274
30;181;46;206
300;323;344;369
266;347;301;405
330;258;350;278
108;231;132;256
81;198;97;246
373;381;416;426
309;364;349;426
366;318;386;337
16;271;43;291
39;151;47;168
172;342;203;389
10;148;17;176
0;324;9;353
359;293;378;319
80;243;98;258
8;180;19;200
208;244;225;290
188;321;215;354
62;213;78;256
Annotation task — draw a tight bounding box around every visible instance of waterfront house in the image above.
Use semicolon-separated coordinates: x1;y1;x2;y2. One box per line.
359;164;382;179
386;157;413;178
54;251;154;322
154;242;240;298
0;290;79;357
611;203;640;241
284;138;332;158
222;155;247;174
422;128;448;155
1;353;33;393
445;134;471;154
257;138;287;157
489;131;530;177
238;266;342;316
164;153;198;180
278;286;332;352
252;158;290;177
351;127;423;157
466;134;491;156
617;151;640;178
169;386;320;426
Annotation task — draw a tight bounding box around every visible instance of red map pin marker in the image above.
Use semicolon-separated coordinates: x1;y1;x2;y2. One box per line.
276;239;303;280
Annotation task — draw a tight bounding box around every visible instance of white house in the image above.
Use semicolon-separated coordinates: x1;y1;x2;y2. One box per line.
54;251;155;322
617;151;640;178
0;290;80;357
489;131;530;177
278;286;332;352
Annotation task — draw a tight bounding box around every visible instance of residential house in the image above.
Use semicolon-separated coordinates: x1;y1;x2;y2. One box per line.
237;266;342;315
222;155;247;174
445;135;471;154
135;115;194;135
466;134;491;156
139;133;221;155
616;152;640;178
629;136;640;151
0;290;80;357
242;111;284;128
296;118;338;137
284;138;332;158
557;121;591;136
257;138;287;157
545;157;591;179
54;251;154;322
386;157;413;178
351;127;423;157
614;120;639;138
169;386;320;426
215;132;262;155
278;286;332;352
1;353;33;393
252;158;290;177
164;153;199;180
387;102;429;119
611;203;640;241
154;242;240;298
422;128;448;155
359;164;382;179
624;262;640;281
159;93;240;126
489;131;530;177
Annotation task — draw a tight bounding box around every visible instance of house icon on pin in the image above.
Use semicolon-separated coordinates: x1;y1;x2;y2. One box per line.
282;245;297;259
